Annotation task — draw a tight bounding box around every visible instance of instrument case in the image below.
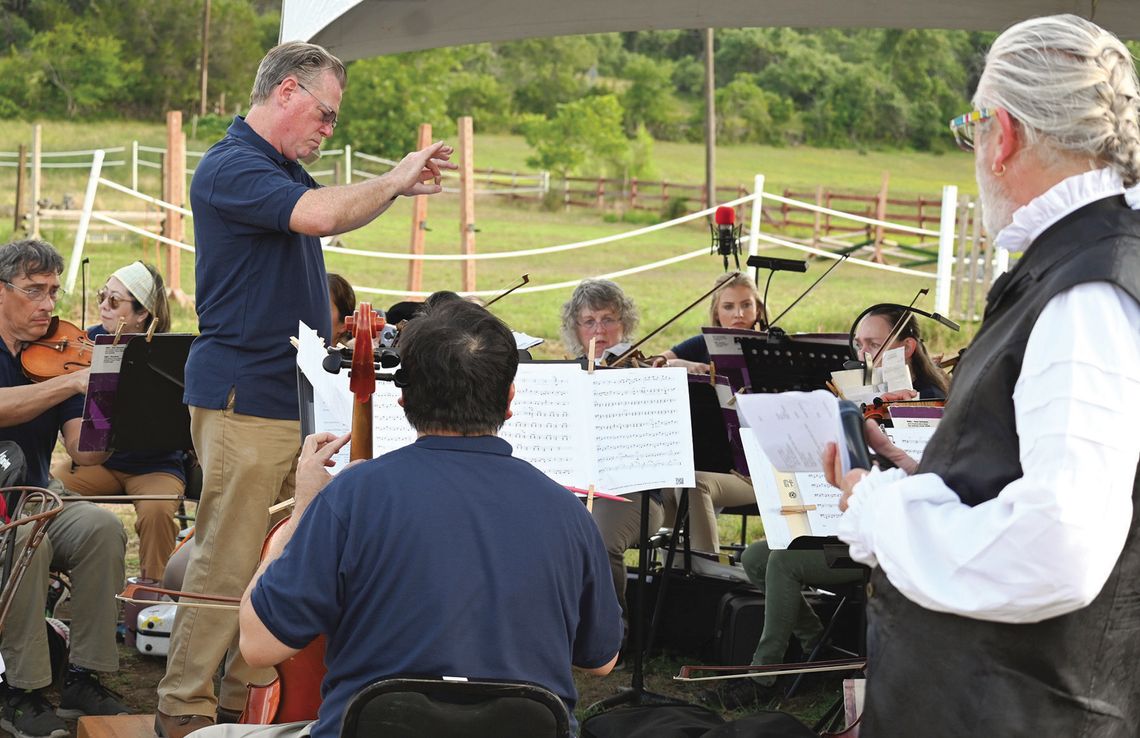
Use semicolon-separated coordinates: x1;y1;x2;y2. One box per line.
136;603;177;656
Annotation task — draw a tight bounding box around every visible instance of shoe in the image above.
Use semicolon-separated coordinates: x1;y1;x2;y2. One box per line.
216;707;243;724
57;670;129;718
154;709;215;738
1;688;68;738
705;677;781;711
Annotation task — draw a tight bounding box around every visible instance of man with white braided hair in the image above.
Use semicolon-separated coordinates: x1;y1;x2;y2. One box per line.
823;14;1140;737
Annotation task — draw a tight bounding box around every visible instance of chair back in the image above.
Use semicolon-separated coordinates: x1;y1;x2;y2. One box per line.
340;676;572;738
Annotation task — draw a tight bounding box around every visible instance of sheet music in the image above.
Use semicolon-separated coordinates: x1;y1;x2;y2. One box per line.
741;429;800;549
798;472;844;535
735;390;845;473
297;323;354;472
371;382;417;457
590;368;694;494
499;363;586;483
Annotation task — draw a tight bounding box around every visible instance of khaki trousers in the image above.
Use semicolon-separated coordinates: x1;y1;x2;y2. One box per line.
157;399;299;717
662;472;757;554
1;501;126;688
50;460;183;580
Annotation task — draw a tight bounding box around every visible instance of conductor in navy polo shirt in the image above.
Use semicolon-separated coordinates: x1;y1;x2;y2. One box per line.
156;41;456;738
194;299;622;738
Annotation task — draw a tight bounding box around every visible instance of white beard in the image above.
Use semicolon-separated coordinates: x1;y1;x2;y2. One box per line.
976;152;1019;241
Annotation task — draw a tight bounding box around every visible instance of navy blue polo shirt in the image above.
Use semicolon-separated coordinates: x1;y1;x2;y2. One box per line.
670;334;710;364
252;435;622;738
184;116;330;420
0;337;85;487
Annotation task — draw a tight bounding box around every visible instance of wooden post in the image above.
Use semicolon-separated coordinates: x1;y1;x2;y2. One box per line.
163;111;187;302
30;124;41;238
595;176;605;210
968;196;983;320
406;123;431;294
13;144;26;234
953;197;971;319
630;177;638;210
458;116;476;293
812;185;823;246
872;170;889;263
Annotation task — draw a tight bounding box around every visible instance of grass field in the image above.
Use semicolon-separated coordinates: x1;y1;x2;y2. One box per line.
1;119;980;358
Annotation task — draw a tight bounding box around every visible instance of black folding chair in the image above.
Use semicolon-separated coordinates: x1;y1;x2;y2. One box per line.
340;676;572;738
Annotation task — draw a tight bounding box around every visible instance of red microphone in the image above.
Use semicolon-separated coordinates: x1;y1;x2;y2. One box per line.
711;206;740;269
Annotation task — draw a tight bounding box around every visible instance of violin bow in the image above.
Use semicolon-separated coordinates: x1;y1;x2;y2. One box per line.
484;274;529;307
610;280;727;368
869;288;928;368
116;580;240;611
674;657;865;683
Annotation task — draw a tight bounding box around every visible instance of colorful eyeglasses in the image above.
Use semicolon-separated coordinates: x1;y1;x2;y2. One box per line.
949;109;994;152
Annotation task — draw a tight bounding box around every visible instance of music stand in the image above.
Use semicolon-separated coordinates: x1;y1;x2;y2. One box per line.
739;333;850;394
108;335;194;452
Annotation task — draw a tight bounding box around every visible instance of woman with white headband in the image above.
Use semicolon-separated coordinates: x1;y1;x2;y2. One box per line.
51;261;183;580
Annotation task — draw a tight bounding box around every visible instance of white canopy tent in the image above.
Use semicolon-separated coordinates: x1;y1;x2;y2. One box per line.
280;0;1140;59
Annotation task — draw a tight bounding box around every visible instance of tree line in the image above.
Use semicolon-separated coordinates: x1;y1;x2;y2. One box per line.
14;2;1119;178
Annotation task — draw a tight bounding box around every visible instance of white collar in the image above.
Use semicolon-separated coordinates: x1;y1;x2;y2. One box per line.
993;168;1140;254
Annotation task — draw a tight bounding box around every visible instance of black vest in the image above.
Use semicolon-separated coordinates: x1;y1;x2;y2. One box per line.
862;196;1140;738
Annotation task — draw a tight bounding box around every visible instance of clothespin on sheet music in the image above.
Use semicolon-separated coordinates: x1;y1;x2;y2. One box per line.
145;317;159;343
779;504;818;516
709;361;717;385
587;336;598;375
586;484;596;513
112;317;126;345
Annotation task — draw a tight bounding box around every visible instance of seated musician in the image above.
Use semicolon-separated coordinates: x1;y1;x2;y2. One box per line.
196;299;620;738
707;307;949;710
0;239;130;736
559;278;664;641
660;270;766;374
50;261;183;581
326;273;355;347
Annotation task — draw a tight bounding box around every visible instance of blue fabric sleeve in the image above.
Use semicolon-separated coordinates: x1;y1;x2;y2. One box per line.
571;514;623;669
202;149;310;236
670;334;709;364
58;392;85;425
251;492;347;650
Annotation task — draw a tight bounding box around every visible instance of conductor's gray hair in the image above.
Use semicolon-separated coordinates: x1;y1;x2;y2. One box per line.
975;14;1140;185
250;41;347;106
559;279;639;356
0;239;63;282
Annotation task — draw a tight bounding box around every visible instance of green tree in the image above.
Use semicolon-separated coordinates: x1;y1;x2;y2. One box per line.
621;53;675;137
25;23;140;117
522;94;630;178
496;36;597;117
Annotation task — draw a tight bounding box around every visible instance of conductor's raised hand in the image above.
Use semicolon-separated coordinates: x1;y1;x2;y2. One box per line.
391;141;458;197
294;431;351;519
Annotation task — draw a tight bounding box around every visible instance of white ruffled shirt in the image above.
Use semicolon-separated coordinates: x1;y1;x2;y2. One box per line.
837;168;1140;623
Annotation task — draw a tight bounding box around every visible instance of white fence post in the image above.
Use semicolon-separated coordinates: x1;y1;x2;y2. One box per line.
748;174;765;256
344;144;352;184
934;184;959;316
66;150;105;293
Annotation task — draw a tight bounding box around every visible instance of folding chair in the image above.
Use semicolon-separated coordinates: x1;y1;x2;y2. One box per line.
340;676;572;738
0;486;65;634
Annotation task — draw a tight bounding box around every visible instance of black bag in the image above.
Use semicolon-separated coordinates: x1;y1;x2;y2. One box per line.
714;592;764;665
703;710;818;737
580;703;725;738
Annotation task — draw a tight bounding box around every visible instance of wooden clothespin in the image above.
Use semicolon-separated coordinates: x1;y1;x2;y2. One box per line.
112;317;126;345
779;504;818;516
289;336;300;350
587;336;598;375
586;484;596;513
825;380;845;399
145;317;159;343
708;360;717;385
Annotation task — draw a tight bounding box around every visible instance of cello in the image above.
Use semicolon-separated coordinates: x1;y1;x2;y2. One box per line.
240;302;385;724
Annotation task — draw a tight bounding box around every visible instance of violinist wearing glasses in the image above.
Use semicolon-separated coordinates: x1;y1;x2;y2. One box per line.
0;238;131;736
51;261;184;582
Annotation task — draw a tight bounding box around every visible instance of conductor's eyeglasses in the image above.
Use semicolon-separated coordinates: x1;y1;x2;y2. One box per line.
297;82;338;130
949;108;993;152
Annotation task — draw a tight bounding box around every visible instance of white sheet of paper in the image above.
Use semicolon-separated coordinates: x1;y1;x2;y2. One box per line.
297;322;352;472
740;428;797;549
735;390;845;473
371;382;417;458
499;363;588;484
798;472;844;535
883;426;937;462
590;368;694;494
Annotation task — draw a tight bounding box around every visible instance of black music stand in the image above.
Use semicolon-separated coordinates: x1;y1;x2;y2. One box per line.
108;335;194;452
739;332;850;394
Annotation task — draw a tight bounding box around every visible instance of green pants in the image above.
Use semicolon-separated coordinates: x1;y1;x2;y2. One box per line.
739;540;862;685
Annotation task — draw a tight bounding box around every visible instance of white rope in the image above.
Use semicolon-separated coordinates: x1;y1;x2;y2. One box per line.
754;231;936;279
322;192;757;262
92;213;196;253
0;161;125;169
98;177;193;217
353;247;711;298
761;191;939;237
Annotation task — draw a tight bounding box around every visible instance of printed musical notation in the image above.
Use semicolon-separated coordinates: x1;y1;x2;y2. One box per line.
500;364;583;481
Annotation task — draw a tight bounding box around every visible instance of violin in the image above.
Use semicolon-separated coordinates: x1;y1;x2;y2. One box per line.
861;397;945;427
241;303;384;725
20;317;95;382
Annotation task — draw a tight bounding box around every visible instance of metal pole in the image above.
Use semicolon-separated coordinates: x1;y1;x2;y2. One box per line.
704;28;716;213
